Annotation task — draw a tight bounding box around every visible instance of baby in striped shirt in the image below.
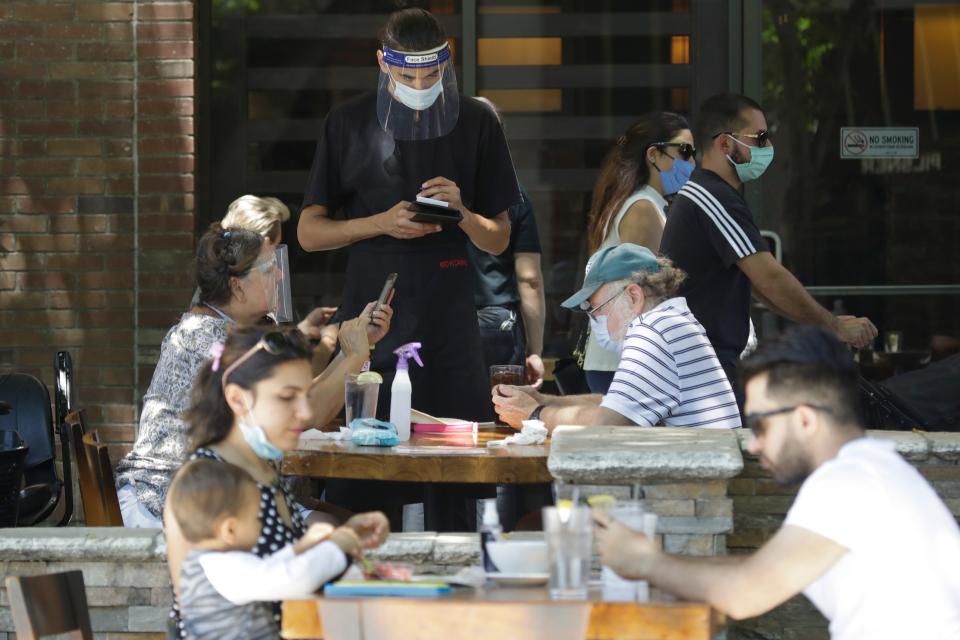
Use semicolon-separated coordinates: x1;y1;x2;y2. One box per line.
169;459;362;640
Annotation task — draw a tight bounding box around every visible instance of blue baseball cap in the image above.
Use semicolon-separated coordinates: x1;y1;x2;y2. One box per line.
561;243;661;309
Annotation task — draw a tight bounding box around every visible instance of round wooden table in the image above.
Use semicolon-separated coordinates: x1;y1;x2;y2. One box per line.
282;425;552;484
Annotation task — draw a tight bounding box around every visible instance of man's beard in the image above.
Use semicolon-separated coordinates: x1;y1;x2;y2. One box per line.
766;433;814;486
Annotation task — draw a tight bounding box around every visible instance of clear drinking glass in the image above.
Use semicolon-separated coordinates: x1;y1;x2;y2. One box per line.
600;502;657;602
344;374;379;428
543;505;592;600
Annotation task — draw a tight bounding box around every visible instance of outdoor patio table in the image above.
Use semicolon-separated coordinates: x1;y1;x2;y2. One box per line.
282;424;552;484
281;587;721;640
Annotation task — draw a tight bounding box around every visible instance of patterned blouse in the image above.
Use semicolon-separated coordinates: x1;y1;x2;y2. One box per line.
115;313;229;520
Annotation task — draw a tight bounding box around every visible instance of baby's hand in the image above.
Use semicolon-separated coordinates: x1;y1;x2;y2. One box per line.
328;526;362;557
292;522;335;555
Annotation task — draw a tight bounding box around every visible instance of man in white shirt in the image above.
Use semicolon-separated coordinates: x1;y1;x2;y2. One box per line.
492;243;741;431
594;326;960;640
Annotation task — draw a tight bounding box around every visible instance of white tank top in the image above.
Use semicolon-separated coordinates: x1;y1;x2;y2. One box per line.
583;185;667;372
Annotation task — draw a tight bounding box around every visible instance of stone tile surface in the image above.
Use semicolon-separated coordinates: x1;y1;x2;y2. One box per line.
549;426;743;484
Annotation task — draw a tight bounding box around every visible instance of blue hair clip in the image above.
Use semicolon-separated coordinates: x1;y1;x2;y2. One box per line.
223;231;232;239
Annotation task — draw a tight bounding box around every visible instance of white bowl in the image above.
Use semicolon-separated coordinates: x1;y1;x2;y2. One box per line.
486;540;548;574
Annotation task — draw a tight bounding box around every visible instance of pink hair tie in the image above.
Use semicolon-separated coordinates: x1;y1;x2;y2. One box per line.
209;342;225;372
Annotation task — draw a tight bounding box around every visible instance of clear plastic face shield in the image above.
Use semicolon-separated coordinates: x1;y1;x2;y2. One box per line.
377;42;460;141
270;244;294;323
247;251;282;323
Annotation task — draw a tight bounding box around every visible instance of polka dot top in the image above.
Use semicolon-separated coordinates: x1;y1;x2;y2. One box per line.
170;448;306;639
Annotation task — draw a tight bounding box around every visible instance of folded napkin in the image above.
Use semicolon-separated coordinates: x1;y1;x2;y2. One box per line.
487;420;548;447
299;427;351;441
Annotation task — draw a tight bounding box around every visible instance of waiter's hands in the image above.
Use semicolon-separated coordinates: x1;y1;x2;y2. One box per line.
377;201;441;240
491;384;545;429
835;315;878;349
419;177;464;213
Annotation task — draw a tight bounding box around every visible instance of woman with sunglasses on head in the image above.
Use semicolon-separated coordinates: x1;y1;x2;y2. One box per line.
163;326;390;639
582;112;694;393
116;223;392;529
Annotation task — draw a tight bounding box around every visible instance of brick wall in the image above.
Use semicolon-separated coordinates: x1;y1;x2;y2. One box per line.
0;1;196;453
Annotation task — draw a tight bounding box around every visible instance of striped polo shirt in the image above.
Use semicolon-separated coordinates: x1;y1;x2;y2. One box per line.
600;297;741;428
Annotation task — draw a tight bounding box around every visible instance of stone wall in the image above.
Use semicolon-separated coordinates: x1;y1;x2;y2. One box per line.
0;528;510;639
727;430;960;640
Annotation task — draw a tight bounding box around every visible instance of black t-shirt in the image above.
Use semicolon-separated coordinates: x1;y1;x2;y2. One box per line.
468;186;542;307
659;168;768;362
301;92;521;251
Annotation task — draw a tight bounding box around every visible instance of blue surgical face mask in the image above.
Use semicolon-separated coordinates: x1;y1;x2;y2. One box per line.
393;78;443;111
726;135;774;182
239;396;284;461
590;314;622;354
658;158;694;194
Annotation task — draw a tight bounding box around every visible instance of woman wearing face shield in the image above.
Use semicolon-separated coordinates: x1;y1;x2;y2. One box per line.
299;7;520;530
115;224;392;528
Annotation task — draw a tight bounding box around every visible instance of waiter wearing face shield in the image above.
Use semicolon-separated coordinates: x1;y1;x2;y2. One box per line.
299;7;518;422
298;8;520;528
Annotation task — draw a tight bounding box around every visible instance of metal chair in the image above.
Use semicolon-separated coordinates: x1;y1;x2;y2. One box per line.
0;430;29;527
0;373;63;525
53;351;76;525
5;570;93;639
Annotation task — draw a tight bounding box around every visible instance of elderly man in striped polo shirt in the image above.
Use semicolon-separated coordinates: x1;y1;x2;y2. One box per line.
492;243;741;431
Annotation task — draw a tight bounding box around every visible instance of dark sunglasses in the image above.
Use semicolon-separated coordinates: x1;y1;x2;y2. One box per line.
653;142;697;161
221;330;306;388
712;130;770;148
744;403;832;437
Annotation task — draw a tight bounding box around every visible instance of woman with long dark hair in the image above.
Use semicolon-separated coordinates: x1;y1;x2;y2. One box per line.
163;325;389;638
582;112;694;393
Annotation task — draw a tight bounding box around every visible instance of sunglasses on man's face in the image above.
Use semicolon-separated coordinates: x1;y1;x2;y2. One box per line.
744;403;832;437
220;330;306;388
713;130;771;148
654;142;697;161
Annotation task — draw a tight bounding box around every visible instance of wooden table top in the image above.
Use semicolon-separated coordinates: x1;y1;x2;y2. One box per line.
282;424;552;484
282;587;721;640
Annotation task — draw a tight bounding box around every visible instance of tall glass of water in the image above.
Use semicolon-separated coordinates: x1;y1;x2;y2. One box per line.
344;374;379;428
543;505;592;600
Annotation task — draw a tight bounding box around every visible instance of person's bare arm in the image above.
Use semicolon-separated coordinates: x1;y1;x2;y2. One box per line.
738;252;877;348
462;209;511;255
515;252;546;385
491;385;623;432
297;203;441;251
617;200;664;251
596;515;848;620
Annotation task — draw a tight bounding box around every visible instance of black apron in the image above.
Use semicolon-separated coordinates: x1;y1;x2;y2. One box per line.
342;242;493;423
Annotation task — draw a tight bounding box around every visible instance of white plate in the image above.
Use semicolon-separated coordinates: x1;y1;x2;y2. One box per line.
486;572;549;586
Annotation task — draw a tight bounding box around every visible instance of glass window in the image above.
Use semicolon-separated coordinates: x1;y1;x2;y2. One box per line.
756;2;960;367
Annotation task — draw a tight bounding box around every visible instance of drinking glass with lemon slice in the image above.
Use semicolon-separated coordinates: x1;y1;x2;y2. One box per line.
345;371;382;428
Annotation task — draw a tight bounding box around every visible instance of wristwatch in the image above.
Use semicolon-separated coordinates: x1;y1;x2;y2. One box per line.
528;404;546;421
